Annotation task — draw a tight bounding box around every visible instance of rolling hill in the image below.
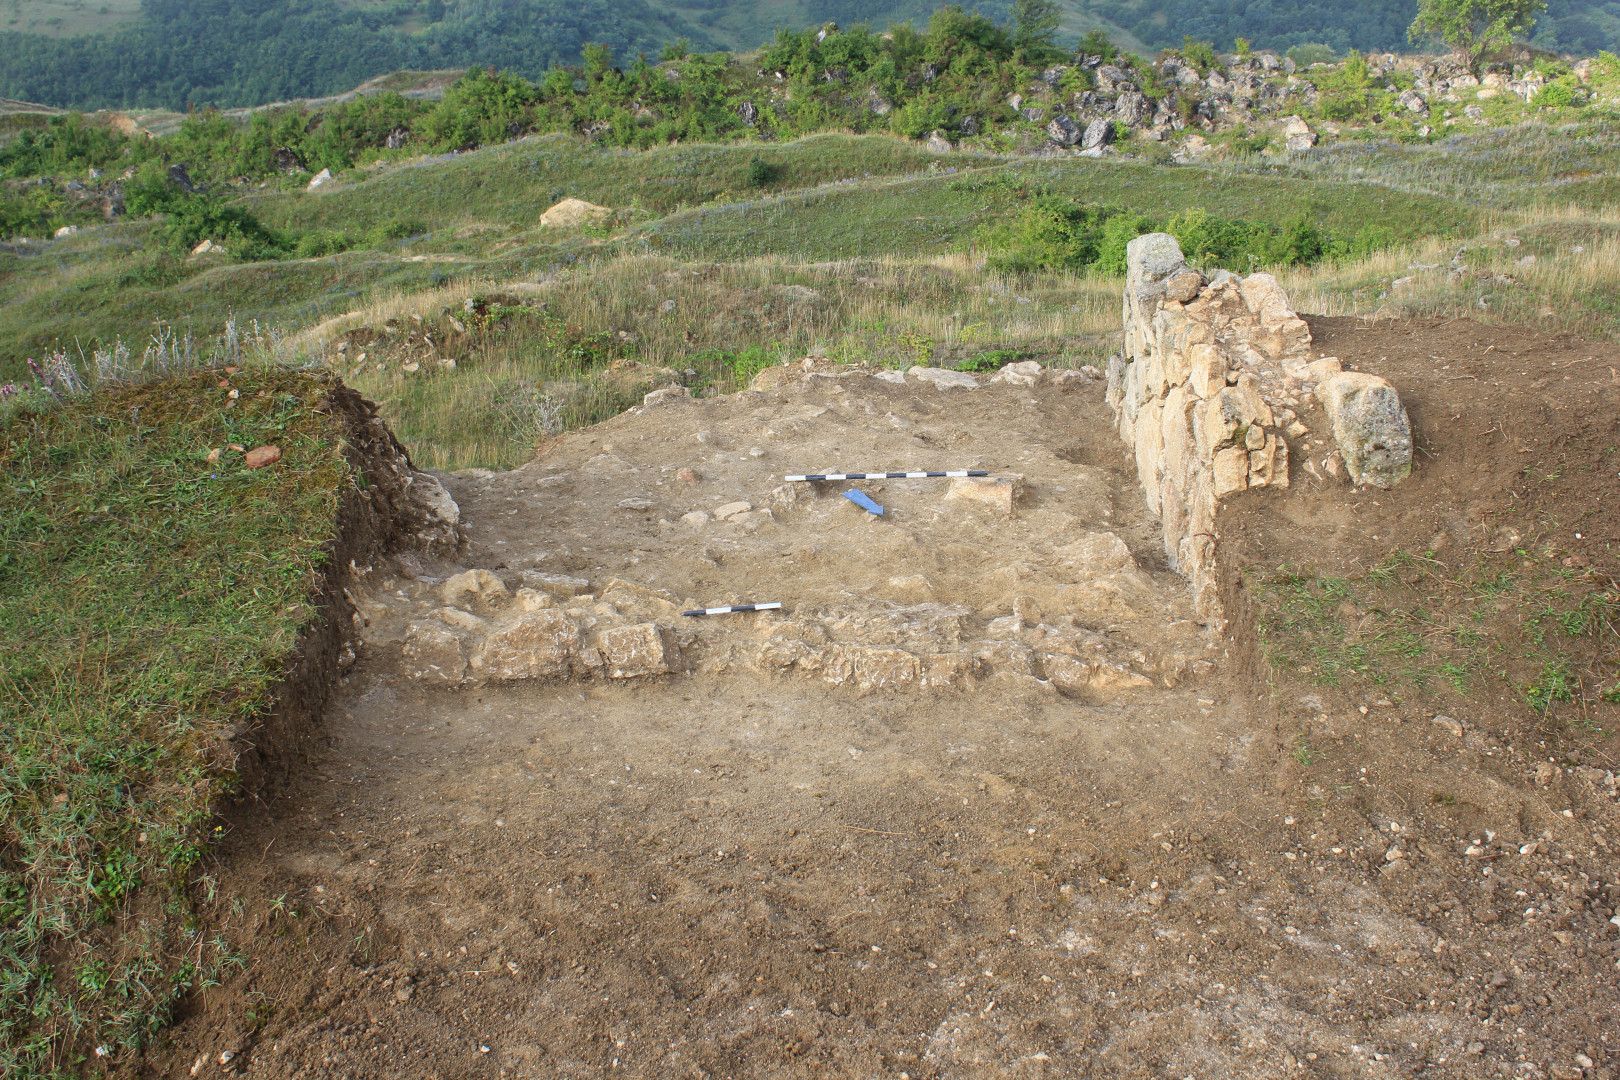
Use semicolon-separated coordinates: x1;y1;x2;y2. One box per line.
0;0;1618;112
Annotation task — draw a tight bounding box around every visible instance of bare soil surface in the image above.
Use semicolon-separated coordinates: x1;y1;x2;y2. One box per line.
144;321;1620;1080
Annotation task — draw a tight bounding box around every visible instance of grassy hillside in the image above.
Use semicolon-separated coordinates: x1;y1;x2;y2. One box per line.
0;365;352;1075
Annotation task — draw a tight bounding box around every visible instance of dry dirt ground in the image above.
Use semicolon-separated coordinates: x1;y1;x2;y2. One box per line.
144;318;1620;1080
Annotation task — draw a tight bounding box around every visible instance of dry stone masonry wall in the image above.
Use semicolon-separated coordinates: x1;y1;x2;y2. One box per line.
1107;233;1413;624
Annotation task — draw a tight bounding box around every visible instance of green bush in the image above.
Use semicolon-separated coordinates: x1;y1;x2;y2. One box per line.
0;113;127;179
1316;50;1390;121
362;218;429;247
0;185;69;238
745;156;776;187
1179;36;1219;75
418;67;540;151
1533;81;1577;107
890;97;954;139
1076;29;1119;62
162;197;286;259
292;228;352;258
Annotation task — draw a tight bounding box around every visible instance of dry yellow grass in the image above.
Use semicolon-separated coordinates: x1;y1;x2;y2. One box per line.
304;203;1620;471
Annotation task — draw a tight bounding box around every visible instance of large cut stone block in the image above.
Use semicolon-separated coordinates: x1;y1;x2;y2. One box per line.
1320;373;1413;488
472;610;581;680
598;623;681;677
402;621;467;683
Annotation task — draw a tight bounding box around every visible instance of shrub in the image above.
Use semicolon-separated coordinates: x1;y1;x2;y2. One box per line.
0;113;128;179
1533;81;1576;108
162;197;286;260
1179;36;1219;75
362;218;429;247
292;228;352;258
745;156;776;188
889;97;954;139
418;67;540;151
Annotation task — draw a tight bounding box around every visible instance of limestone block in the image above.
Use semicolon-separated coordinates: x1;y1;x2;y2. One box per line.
944;475;1020;516
923;653;980;688
599;579;682;617
883;575;934;603
972;640;1037;676
985;614;1025;638
1164;268;1205;303
598;623;680;678
1043;654;1154;699
512;587;554;611
1305;357;1343;385
1056;533;1136;579
1141;348;1167;400
442;568;509;605
1320;373;1413;488
1249;434;1289;488
1188;470;1217;541
1197;384;1274;459
1212;446;1250;497
1133;398;1165;516
1105;352;1127;411
643;386;692;408
471;610;580;680
1239;273;1296;328
1244;424;1267;451
1162;347;1192;390
520;571;592;597
402;621;467;683
909;366;980;390
1232;374;1274;421
1125;233;1187;285
428;606;488;633
1187;343;1225;398
824;645;921;690
990;360;1043;386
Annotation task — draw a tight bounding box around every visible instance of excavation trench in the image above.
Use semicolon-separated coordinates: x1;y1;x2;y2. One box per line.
147;315;1620;1080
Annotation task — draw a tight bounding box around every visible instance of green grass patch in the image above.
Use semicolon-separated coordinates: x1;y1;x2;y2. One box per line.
0;368;350;1072
1254;551;1620;732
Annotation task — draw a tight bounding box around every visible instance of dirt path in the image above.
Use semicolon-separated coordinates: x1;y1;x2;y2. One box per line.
148;337;1619;1080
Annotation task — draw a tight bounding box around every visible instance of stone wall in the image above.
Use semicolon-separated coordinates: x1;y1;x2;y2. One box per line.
1106;233;1411;625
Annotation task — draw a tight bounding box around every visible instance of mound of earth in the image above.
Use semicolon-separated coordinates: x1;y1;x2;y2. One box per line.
144;325;1619;1080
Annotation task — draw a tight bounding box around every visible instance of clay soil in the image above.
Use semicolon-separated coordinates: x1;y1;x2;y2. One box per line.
143;317;1620;1080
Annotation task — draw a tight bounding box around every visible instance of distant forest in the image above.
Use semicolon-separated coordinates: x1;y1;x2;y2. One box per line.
0;0;721;110
0;0;1617;111
1102;0;1619;56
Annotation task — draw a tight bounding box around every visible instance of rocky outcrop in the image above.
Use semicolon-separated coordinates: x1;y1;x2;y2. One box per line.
1107;234;1410;622
540;197;611;228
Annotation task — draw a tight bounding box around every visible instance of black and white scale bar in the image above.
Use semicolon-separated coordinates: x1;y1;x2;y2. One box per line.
682;602;783;617
783;470;989;482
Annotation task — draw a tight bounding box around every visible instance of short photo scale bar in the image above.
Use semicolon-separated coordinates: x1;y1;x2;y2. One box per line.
783;470;989;482
682;602;783;617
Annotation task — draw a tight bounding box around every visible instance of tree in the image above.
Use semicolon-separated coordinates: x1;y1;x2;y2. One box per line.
1011;0;1062;58
1407;0;1547;74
